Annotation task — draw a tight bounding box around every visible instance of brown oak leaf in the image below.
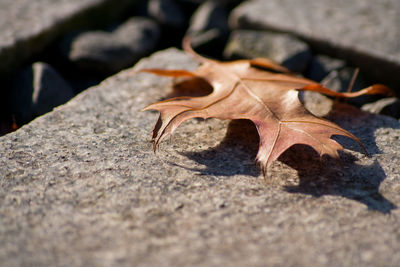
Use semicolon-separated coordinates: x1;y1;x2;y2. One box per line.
142;38;393;174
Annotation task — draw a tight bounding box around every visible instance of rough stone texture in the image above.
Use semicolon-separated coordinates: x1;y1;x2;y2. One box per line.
224;30;311;73
63;17;160;75
11;62;75;125
230;0;400;91
1;49;400;267
0;0;138;75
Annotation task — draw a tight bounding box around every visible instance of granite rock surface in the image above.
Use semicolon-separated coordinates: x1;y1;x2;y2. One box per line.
1;49;399;267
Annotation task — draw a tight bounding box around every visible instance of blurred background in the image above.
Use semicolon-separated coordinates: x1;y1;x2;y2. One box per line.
1;0;399;135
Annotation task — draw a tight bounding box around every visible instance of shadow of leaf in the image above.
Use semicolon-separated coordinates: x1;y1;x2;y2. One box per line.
181;115;397;213
159;75;397;213
279;145;396;213
326;102;384;156
181;119;260;177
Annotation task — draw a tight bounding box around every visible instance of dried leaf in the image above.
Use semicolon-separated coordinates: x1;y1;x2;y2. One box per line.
142;38;393;174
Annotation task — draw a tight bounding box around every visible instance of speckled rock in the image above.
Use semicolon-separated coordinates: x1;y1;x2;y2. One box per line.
0;49;399;267
0;0;138;75
230;0;400;91
224;30;311;73
63;17;160;75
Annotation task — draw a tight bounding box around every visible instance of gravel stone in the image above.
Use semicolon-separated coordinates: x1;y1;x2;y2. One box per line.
64;17;160;75
0;0;138;75
224;30;312;73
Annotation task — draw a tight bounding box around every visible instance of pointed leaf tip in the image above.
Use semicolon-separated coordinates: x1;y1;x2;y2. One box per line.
142;42;388;177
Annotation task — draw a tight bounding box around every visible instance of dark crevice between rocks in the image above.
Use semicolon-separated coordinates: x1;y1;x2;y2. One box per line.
0;77;16;136
33;40;103;95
